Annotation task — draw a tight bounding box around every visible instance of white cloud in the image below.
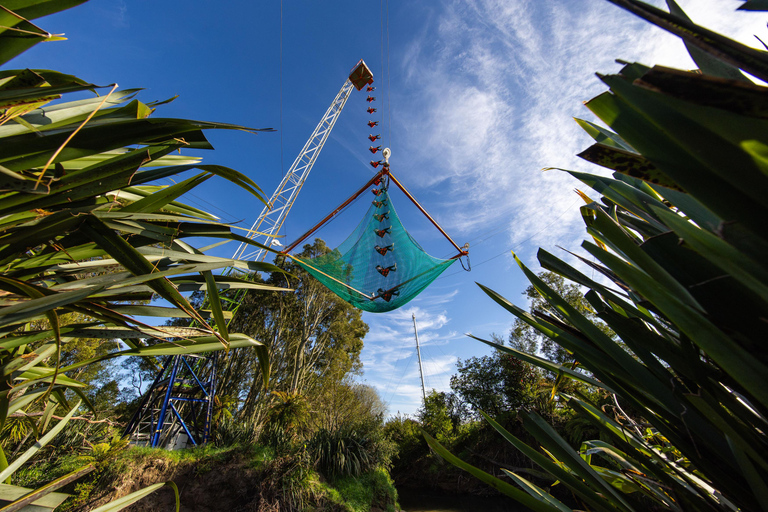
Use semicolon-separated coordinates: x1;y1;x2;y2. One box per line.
110;1;129;28
393;0;765;253
362;0;767;417
360;300;460;414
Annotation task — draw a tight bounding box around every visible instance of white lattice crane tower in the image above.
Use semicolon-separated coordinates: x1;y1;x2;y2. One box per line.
232;59;374;263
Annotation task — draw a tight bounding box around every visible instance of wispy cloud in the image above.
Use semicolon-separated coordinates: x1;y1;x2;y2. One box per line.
361;299;462;413
110;1;129;29
361;0;766;416
393;0;765;257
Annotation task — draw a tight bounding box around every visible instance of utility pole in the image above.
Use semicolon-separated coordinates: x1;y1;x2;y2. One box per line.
412;313;427;403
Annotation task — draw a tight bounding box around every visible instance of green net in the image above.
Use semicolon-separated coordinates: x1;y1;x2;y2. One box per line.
290;183;457;313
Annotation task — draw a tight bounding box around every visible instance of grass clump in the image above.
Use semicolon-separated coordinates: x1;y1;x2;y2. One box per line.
332;467;399;512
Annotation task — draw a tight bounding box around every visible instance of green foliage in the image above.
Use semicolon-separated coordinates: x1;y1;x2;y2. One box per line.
309;428;375;478
383;414;423;448
0;1;284;509
308;381;387;432
332;467;399;512
31;435;398;511
213;416;260;447
430;1;768;511
13;452;86;490
261;390;310;449
382;414;425;474
301;380;395;480
510;273;613;365
417;391;455;441
451;348;538;419
219;239;369;426
309;423;396;478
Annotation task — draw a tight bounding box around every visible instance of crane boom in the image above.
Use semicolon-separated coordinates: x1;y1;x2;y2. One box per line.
232;59;373;263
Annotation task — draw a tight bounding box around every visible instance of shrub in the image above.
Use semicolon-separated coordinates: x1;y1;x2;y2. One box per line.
309;424;395;478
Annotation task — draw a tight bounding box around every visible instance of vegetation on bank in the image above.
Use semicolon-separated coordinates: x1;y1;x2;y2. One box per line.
1;236;398;511
384;274;609;501
13;440;398;511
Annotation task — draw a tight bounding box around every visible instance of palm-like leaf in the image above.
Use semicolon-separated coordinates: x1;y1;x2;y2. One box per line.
438;2;768;511
0;1;284;509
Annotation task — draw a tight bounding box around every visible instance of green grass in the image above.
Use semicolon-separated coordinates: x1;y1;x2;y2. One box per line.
122;443;241;464
332;467;399;512
12;453;85;489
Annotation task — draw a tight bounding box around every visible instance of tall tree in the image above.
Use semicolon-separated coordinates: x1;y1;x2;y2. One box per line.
216;239;369;424
450;348;538;420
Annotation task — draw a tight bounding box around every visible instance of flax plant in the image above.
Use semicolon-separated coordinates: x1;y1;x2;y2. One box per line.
426;1;768;511
0;1;284;509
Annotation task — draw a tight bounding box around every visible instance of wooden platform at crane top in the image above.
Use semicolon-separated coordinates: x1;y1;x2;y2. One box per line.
349;59;374;90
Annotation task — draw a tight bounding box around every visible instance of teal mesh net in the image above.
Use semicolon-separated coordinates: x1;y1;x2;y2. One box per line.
290;184;456;313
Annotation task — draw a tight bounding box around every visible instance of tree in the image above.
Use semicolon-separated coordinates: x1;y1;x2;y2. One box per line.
417;390;456;441
450;349;538;420
215;239;369;426
309;380;386;432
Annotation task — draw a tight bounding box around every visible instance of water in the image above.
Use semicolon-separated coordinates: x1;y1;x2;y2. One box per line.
397;488;521;512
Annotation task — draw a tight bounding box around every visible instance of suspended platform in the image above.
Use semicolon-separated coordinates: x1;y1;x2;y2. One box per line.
281;163;468;313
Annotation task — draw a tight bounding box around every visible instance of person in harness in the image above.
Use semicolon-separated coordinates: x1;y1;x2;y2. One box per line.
374;226;391;237
373;212;389;222
376;264;397;277
374;244;394;256
376;287;400;302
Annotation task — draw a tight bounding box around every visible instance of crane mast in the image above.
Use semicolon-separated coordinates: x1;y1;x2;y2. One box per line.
233;60;373;263
413;314;427;404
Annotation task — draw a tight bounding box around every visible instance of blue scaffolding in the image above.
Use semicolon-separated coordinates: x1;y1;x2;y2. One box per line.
124;354;217;449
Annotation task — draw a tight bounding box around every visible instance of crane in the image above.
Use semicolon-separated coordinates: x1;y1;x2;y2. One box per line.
233;59;374;263
124;60;374;449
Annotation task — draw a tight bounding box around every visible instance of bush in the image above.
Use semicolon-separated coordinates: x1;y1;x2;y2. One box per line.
417;391;456;442
213;417;260;447
309;423;396;478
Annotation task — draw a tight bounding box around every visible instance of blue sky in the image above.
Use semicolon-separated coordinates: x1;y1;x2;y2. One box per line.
16;0;764;416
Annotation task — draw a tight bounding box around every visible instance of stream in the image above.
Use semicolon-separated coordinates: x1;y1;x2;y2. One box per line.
397;488;522;512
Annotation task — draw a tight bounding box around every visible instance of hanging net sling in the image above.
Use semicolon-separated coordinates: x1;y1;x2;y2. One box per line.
281;169;467;313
